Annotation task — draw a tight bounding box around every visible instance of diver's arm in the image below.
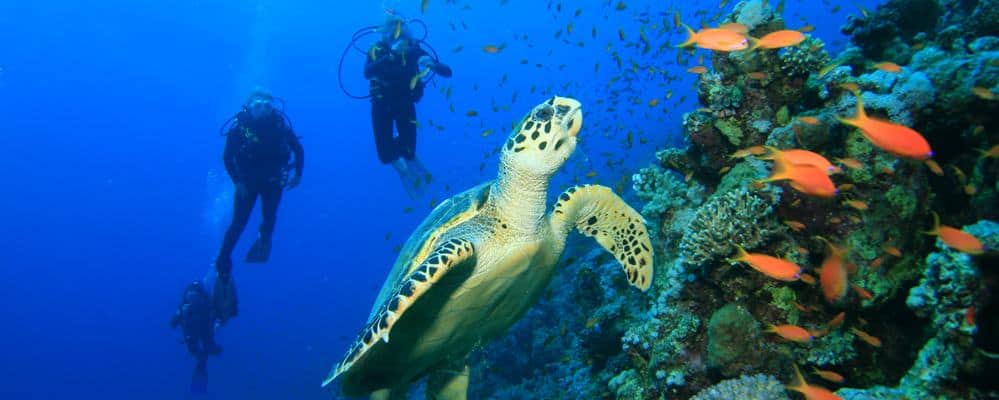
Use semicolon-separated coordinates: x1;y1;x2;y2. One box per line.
222;126;242;182
287;131;304;177
417;51;452;78
364;47;394;79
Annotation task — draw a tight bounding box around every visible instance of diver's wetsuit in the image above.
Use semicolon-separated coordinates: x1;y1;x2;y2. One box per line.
170;282;221;392
218;111;304;269
171;283;219;359
365;40;452;164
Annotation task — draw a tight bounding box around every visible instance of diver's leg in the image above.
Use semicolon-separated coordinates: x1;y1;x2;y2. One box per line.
396;102;431;185
426;362;470;400
246;182;282;263
395;101;417;162
372;101;397;164
217;183;257;274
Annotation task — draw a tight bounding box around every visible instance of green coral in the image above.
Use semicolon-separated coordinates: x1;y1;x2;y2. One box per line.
691;374;789;400
714;118;744;146
779;37;831;78
765;284;800;325
885;185;918;220
776;105;790;126
608;369;644;400
707;303;762;377
801;329;857;367
716;158;768;196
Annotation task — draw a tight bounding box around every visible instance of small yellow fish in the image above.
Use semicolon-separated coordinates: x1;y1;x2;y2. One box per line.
972;87;996;100
818;59;845;78
409;68;430;90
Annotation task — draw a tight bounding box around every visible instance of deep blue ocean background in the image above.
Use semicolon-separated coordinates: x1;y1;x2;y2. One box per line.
0;0;881;398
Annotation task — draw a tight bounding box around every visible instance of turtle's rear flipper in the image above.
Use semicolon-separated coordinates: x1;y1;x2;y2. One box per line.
245;234;272;263
323;238;476;387
191;358;208;393
427;361;470;400
551;184;654;291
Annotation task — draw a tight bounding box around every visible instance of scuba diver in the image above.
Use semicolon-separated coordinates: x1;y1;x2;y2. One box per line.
360;16;452;198
213;88;303;322
170;281;223;393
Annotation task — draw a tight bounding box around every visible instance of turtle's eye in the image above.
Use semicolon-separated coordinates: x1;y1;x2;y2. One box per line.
532;104;554;122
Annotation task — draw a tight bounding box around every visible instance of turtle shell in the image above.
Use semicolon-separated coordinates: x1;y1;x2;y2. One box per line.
365;181;492;323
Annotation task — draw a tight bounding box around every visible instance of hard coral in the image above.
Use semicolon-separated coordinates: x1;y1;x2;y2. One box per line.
679;187;781;269
690;374;789;400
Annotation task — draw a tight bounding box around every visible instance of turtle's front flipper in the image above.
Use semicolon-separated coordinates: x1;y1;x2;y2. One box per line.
551;184;653;291
323;238;476;387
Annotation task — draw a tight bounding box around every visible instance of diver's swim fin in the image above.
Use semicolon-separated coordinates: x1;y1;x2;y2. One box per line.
191;358;208;393
245;234;272;263
392;159;421;199
212;273;238;326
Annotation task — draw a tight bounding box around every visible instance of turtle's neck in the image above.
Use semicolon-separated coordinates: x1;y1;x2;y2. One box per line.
491;162;549;235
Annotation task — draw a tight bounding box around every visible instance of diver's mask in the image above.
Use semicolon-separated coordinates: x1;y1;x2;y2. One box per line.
248;98;274;120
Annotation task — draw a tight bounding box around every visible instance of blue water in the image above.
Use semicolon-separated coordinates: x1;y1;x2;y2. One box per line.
0;0;879;398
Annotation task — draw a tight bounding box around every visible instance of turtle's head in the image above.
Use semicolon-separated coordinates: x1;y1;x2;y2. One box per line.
501;96;583;177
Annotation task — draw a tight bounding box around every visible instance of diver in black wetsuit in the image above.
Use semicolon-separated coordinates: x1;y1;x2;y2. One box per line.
365;16;452;198
170;281;222;393
213;88;303;321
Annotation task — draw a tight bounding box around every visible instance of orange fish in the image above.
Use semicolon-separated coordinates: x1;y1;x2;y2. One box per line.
729;245;802;281
800;273;817;285
827;312;846;328
677;23;750;51
747;71;769;80
837;183;855;191
482;45;502;53
965;184;977;195
794;302;815;312
839;82;860;92
760;146;838;174
843;199;868;211
784;220;807;232
835;158;864;170
924;212;985;254
818;238;849;303
687;65;708;74
750;30;807;50
883;246;902;257
798;116;821;125
798;25;816;33
964;306;976;329
787;364;843;400
767;324;814;342
874;62;901;72
924;159;944;176
718;22;749;34
758;156;837;197
851;283;873;300
838;89;933;160
869;256;884;269
812;368;845;383
851;327;882;347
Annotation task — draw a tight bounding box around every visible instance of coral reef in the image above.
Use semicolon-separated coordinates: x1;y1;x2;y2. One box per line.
690;374;788;400
470;1;999;398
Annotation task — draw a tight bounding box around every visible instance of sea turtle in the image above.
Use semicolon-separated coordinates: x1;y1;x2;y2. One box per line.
323;96;654;399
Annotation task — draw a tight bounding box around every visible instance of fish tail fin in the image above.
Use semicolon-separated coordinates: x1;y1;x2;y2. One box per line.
756;145;783;161
676;23;697;48
789;363;807;391
747;37;761;51
728;244;749;263
923;211;941;236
